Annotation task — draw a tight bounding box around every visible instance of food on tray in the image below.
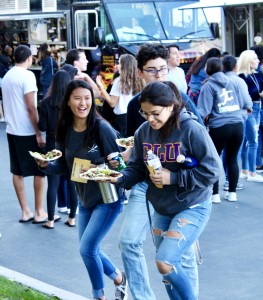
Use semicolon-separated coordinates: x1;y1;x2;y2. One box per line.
79;167;123;181
116;136;134;147
29;149;62;161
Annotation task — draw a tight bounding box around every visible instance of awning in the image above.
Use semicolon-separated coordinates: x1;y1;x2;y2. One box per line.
180;0;263;9
0;12;65;21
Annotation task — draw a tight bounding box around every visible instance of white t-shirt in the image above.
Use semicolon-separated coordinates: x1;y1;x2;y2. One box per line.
2;66;38;136
168;67;188;94
110;77;133;115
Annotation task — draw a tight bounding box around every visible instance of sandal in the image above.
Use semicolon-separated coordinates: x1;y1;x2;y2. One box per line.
65;220;76;227
42;222;54;229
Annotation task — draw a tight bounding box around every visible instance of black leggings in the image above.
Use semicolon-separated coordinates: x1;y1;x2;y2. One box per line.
47;174;78;221
209;122;243;194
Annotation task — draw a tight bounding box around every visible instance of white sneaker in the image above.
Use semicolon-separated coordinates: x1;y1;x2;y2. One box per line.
58;207;68;213
223;181;244;191
212;194;221;204
247;173;263;182
225;192;237;202
239;172;248;179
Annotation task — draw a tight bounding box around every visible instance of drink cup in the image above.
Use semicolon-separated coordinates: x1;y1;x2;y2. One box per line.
98;182;118;204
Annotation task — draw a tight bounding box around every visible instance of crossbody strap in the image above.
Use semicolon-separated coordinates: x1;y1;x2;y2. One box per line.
50;57;54;75
146;198;156;246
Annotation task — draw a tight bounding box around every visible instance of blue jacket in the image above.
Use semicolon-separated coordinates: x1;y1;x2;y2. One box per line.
40;56;58;86
188;67;207;91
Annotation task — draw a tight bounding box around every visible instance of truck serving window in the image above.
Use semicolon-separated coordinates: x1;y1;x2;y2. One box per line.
75;10;98;49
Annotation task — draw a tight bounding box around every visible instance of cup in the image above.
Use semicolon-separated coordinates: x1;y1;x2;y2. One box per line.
98;182;118;204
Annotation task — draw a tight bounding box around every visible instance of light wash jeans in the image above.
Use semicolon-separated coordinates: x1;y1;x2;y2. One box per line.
242;102;261;173
154;198;212;300
78;200;123;299
256;106;263;166
119;181;199;300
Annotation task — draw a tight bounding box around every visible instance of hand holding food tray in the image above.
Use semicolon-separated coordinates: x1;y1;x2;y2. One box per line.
79;167;123;181
29;149;62;161
115;136;134;148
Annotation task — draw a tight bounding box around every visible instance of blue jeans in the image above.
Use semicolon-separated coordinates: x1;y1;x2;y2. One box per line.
78;200;123;299
119;181;199;300
119;182;156;300
154;198;212;300
256;106;263;166
241;102;261;173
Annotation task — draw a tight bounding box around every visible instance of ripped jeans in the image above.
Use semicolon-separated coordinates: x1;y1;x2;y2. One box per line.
154;198;212;300
241;102;261;173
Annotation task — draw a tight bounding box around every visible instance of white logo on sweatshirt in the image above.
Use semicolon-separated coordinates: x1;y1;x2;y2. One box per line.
218;88;239;113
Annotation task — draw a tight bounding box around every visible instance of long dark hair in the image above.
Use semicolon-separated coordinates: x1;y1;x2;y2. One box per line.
139;81;184;140
46;70;71;107
56;80;102;146
186;48;221;76
37;43;50;60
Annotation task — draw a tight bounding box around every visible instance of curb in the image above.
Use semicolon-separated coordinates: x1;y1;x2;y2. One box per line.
0;266;91;300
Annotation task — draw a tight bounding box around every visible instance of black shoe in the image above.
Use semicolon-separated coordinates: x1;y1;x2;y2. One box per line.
256;165;263;173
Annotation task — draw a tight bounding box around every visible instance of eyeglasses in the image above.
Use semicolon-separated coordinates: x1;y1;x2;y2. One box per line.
139;107;166;119
142;67;169;76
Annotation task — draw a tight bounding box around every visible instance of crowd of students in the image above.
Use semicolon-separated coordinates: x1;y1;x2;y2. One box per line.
1;41;263;300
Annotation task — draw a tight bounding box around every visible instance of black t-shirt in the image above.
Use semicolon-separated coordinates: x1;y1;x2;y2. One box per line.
126;92;146;136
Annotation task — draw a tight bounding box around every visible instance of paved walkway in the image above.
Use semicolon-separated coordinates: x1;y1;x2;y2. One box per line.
1;122;263;299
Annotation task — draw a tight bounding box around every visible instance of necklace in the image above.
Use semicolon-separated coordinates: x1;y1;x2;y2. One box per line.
249;73;260;92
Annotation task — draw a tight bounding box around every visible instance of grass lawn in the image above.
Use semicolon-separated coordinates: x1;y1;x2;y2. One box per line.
0;276;60;300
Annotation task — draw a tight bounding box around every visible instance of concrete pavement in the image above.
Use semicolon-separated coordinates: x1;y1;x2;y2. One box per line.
0;121;263;299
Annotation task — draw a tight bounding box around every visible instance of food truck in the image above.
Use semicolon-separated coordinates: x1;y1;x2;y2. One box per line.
0;0;220;93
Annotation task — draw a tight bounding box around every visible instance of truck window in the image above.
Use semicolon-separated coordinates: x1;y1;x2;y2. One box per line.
105;1;214;42
156;2;214;40
75;10;98;49
105;2;166;42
